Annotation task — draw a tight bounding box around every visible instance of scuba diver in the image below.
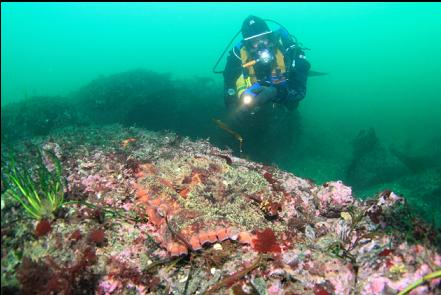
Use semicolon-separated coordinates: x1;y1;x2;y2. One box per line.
212;15;312;162
220;15;311;116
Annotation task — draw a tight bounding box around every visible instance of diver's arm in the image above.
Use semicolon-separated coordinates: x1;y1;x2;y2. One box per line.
285;51;311;109
273;28;310;109
223;49;242;109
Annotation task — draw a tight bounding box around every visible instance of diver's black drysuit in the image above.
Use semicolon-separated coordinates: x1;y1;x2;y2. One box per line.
223;28;311;111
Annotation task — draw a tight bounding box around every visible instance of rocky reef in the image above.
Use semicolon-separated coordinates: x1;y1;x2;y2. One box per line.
1;125;440;294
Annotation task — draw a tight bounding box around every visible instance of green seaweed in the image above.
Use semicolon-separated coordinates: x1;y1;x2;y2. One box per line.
1;149;66;220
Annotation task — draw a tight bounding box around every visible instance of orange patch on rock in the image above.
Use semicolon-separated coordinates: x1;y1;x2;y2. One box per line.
167;242;188;256
207;231;219;244
191;173;202;185
216;228;230;241
189;236;202;251
120;138;137;148
136;188;149;203
238;231;254;245
198;231;213;246
159;178;174;189
132;161;255;257
139;163;158;176
149;198;162;207
146;208;164;226
134;171;145;178
179;187;190;198
132;182;142;191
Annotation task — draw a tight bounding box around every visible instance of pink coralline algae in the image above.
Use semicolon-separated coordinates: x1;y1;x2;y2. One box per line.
367;190;405;225
9;126;441;295
314;180;354;216
97;277;120;294
358;241;441;294
267;281;282;295
81;174;116;195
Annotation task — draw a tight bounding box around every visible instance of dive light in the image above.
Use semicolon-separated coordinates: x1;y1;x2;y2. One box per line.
241;82;261;106
242;94;254;105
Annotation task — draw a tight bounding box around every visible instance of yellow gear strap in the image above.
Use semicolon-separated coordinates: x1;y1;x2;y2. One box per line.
240;48;256;82
236;75;252;98
275;49;286;73
235;47;286;98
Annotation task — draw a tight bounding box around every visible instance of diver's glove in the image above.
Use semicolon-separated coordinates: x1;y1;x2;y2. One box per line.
286;88;306;103
283;88;305;110
241;82;262;97
240;82;277;107
240;82;262;107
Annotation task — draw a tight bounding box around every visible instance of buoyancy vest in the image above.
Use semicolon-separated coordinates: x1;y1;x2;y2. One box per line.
235;47;288;98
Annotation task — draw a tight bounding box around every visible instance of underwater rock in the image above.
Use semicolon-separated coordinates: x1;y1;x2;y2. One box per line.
2;125;440;295
313;180;354;217
345;128;410;189
356;241;441;294
1;69;224;147
1;95;79;142
70;69;224;141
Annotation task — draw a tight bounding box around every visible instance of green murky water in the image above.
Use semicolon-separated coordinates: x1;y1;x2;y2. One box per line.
2;3;441;225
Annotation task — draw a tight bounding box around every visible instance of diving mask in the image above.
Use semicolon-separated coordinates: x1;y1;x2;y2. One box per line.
257;48;273;64
250;38;274;65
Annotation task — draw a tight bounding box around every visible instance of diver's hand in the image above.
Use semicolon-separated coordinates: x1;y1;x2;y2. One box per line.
240;84;276;106
243;82;264;96
240;83;264;107
254;86;277;105
279;88;304;110
286;88;305;103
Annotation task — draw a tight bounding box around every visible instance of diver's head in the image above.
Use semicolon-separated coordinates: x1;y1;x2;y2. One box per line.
242;16;274;64
241;15;272;42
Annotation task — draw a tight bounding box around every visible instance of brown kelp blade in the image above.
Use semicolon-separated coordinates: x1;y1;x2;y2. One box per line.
212;118;243;152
